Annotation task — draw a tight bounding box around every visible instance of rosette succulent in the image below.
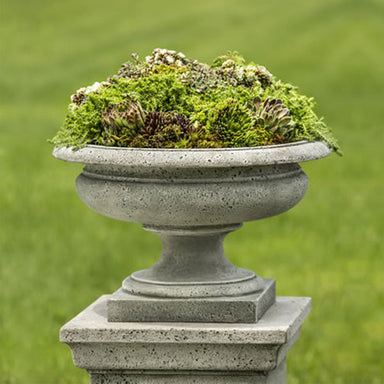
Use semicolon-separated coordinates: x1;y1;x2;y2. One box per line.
51;48;340;152
99;99;146;146
254;97;295;137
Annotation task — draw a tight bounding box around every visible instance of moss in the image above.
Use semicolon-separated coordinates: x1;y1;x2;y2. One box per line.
51;49;340;152
261;81;341;153
123;73;188;113
203;99;254;146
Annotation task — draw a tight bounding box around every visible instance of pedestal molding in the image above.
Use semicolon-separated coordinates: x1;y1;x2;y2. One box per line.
61;296;311;346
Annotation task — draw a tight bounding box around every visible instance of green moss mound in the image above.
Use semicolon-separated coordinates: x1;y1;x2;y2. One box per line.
51;49;340;152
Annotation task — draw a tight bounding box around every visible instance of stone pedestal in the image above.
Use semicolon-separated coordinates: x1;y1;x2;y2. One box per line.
61;296;311;384
54;143;328;383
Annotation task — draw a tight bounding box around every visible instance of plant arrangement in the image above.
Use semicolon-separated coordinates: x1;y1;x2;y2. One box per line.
51;48;340;152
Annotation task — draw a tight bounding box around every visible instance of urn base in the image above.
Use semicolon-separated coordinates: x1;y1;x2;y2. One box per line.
107;278;275;323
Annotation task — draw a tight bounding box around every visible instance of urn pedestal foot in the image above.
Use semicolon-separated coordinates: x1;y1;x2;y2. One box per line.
108;224;276;323
108;278;275;323
60;296;311;384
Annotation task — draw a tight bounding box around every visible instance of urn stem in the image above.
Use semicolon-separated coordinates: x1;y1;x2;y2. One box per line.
122;224;264;298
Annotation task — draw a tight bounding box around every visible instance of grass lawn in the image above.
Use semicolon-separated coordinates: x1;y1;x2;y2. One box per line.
0;0;383;383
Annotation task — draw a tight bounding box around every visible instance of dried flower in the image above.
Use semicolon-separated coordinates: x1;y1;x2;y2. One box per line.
70;81;110;105
145;48;189;67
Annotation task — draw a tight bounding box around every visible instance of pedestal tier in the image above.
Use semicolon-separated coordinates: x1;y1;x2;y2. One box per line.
108;279;275;323
61;295;311;384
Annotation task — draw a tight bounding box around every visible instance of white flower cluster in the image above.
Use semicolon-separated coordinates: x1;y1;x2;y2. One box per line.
70;81;109;103
145;48;188;67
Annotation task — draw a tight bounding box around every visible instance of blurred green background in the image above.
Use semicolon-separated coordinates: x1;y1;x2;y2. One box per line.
1;0;383;383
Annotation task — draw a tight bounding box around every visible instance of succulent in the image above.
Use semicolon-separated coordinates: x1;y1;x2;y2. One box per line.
51;48;340;153
253;97;295;139
180;64;223;93
215;59;242;87
130;111;196;148
116;61;144;80
255;66;274;87
117;49;190;80
116;53;151;80
217;62;274;88
209;99;253;146
145;48;190;67
99;99;147;146
248;66;274;88
212;52;274;88
144;111;192;135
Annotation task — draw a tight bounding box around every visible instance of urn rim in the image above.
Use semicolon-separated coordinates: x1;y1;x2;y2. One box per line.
52;140;331;168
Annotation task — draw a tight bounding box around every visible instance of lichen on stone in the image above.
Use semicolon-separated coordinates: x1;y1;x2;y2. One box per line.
51;48;340;153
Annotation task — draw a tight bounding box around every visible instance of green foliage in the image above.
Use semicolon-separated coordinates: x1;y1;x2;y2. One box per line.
262;81;341;152
51;49;340;152
120;73;188;113
205;99;254;146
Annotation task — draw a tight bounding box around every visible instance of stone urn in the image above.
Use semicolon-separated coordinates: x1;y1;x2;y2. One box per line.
53;140;330;323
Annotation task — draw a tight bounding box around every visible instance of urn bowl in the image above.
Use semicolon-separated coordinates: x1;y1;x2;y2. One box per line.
53;141;330;227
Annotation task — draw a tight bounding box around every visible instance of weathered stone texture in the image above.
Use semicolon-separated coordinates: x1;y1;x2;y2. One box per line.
61;296;310;383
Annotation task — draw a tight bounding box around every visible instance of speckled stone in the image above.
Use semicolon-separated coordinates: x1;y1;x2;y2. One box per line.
60;296;310;383
89;362;286;383
53;142;329;323
108;279;275;323
53;141;330;169
52;141;330;228
53;142;332;227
